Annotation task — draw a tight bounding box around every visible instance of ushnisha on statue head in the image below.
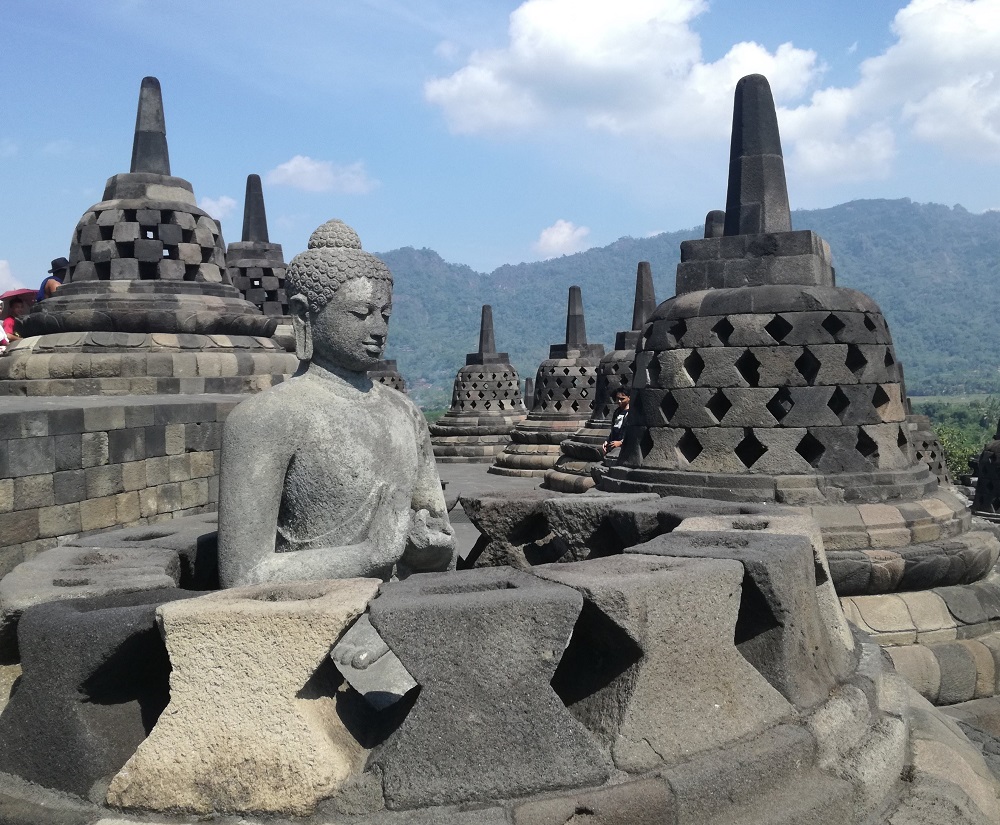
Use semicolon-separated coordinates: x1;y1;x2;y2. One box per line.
286;219;394;376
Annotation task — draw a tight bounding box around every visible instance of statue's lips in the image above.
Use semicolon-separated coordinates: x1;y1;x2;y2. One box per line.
364;343;384;355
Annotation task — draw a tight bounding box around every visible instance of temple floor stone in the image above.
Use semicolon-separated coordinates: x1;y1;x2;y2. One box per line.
106;577;380;815
368;567;610;809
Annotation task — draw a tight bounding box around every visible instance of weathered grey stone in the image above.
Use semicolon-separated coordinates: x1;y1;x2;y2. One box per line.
534;554;791;771
460;488;564;568
0;589;195;796
107;577;380;815
512;775;675;825
0;545;181;661
540;492;658;562
218;220;455;587
330;613;416;710
368;567;610;809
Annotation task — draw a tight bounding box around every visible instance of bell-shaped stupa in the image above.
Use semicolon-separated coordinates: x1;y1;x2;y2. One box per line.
490;286;604;477
1;77;295;395
368;359;407;392
430;305;527;462
546;262;656;491
600;74;997;601
226;175;289;319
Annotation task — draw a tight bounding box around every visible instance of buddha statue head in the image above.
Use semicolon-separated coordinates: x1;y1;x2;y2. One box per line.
285;219;394;373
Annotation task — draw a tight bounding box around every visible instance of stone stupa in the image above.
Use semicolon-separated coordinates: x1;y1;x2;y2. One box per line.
490;286;604;477
599;74;998;605
545;262;656;492
226;174;288;319
0;77;296;395
430;305;527;462
368;359;406;392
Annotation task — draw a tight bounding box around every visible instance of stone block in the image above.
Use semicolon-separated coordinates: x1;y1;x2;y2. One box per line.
107;578;380;816
368;567;610;809
933;643;978;705
53;434;82;471
536;554;791;771
7;437;55;476
110;258;139;280
37;502;82;539
115;491;141;524
80;495;119;532
85;465;124;499
539;493;658;562
0;589;194;796
164;423;185;455
108;427;146;464
460;489;564;569
84;405;126;433
899;591;956;633
120;461;146;492
934;585;989;626
0;510;40;549
13;475;54;510
168;454;190;482
512;776;676;825
0;479;12;513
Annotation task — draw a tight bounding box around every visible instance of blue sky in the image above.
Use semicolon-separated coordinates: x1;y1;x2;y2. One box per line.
3;0;1000;290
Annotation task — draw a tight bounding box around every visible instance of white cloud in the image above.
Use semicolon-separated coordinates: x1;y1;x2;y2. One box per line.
425;0;820;139
199;195;238;220
426;0;1000;184
533;219;590;257
265;155;377;194
0;261;26;292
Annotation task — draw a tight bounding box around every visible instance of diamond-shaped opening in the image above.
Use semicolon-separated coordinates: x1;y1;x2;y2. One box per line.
734;350;761;387
553;400;563;411
846;344;868;377
551;600;644;711
571;401;580;412
660;391;679;423
706;390;732;423
872;385;891;417
863;315;877;332
735;429;768;468
884;348;895;368
795;432;826;467
821;313;846;338
897;427;909;450
668;319;687;346
764;314;793;343
827;387;850;421
639;430;655;461
857;428;879;460
563;367;571;375
647;355;662;385
733;573;782;683
712;317;735;345
676;429;702;463
795;348;821;385
766;387;794;423
683;350;705;384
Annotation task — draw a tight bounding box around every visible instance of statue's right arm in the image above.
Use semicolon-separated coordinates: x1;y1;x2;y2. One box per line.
217;398;291;588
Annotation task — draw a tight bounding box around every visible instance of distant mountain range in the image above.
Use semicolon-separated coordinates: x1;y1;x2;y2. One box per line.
377;199;1000;408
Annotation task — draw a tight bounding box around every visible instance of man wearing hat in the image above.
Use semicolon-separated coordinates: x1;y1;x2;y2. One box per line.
37;257;68;301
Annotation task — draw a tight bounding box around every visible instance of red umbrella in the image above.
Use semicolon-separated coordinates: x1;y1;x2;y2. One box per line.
0;288;36;321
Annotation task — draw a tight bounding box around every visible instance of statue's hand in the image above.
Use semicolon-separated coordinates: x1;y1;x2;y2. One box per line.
403;508;455;572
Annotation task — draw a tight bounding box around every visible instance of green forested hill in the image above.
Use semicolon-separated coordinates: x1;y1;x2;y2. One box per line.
378;199;1000;408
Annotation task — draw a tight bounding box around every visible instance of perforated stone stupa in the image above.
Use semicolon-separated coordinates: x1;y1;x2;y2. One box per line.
430;305;526;462
600;74;998;603
546;262;656;492
226;175;289;318
368;359;406;392
0;77;295;395
490;286;604;477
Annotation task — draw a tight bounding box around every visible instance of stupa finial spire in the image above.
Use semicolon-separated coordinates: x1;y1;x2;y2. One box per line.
478;305;497;356
723;74;791;236
631;262;657;331
566;285;587;347
241;174;270;243
130;76;170;176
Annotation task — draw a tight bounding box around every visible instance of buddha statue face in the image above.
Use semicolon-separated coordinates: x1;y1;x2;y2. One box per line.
284;219;395;374
305;277;392;373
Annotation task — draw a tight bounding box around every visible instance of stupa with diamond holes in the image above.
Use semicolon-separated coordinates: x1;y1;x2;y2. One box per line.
430;305;527;462
600;74;999;602
368;359;406;392
546;262;656;492
490;286;604;477
226;175;289;319
0;77;295;396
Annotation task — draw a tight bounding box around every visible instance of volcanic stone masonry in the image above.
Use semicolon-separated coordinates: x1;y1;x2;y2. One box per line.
226;174;289;318
490;285;604;477
546;261;657;492
0;77;296;396
430;305;527;463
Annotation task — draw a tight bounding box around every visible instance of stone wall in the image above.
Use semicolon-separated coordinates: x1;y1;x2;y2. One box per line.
0;395;239;578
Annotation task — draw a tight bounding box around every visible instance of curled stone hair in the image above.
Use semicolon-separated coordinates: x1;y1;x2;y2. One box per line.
285;219;393;314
